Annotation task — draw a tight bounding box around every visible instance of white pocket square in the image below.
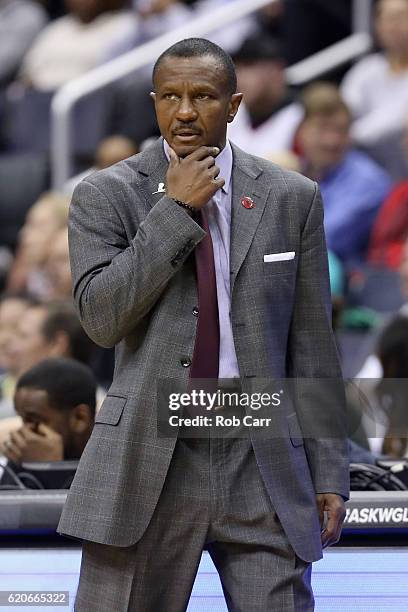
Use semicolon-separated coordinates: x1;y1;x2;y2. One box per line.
264;251;295;263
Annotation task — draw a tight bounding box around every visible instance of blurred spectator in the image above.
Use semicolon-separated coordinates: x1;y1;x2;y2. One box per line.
195;0;256;55
43;228;72;300
104;0;194;62
368;186;408;270
105;0;256;62
0;154;49;250
357;239;408;380
297;83;392;265
7;301;95;380
0;292;36;373
63;135;138;194
7;192;69;297
19;0;133;91
0;0;48;87
255;0;284;42
0;292;38;418
368;115;408;269
227;35;303;156
342;0;408;175
107;75;160;148
376;316;408;457
263;150;301;172
399;240;408;309
0;301;96;445
2;357;95;465
95;135;138;168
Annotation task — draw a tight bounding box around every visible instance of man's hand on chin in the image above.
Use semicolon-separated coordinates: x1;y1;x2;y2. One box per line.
316;493;346;549
3;423;64;464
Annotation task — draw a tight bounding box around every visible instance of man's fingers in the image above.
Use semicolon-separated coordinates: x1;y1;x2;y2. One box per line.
10;430;26;448
209;164;220;179
4;441;22;464
212;177;225;190
187;146;219;161
321;506;346;548
200;155;216;169
316;494;346;549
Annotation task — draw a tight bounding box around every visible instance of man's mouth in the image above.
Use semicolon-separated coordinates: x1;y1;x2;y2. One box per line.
173;130;201;141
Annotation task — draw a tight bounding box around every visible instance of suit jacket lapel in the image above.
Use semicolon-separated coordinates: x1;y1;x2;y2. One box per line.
230;143;270;293
134;137;169;208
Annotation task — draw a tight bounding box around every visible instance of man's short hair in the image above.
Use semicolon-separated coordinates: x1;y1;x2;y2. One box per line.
41;301;95;365
16;357;97;416
378;316;408;378
152;38;237;95
233;35;283;64
301;82;352;122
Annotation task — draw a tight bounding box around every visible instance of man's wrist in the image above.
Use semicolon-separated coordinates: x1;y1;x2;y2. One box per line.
171;197;196;214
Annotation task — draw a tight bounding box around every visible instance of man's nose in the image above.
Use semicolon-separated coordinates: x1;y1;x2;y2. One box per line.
176;96;198;121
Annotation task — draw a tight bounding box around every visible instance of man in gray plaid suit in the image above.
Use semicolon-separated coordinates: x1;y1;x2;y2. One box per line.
58;38;349;611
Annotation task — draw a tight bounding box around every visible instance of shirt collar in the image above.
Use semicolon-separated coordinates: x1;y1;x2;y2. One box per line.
163;139;233;195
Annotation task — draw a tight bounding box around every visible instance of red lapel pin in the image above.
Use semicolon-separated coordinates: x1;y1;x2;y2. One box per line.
241;196;255;209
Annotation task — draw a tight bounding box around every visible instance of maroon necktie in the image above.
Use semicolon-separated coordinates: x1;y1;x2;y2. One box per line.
190;207;220;385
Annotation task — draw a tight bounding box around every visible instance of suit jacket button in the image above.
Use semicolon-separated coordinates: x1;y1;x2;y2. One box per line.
180;357;191;367
192;307;199;317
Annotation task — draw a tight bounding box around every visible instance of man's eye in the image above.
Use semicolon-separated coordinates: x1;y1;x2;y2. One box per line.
163;93;179;101
196;94;211;100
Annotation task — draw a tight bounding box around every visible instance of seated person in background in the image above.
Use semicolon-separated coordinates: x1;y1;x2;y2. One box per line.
42;228;72;300
368;115;408;269
8;301;95;382
357;239;408;380
0;0;47;88
375;316;408;458
95;135;138;169
0;291;38;418
18;0;133;91
63;135;139;195
2;357;95;466
0;300;97;448
7;192;69;298
227;35;303;156
297;83;392;266
106;0;256;63
341;0;408;176
263;150;301;172
104;0;195;62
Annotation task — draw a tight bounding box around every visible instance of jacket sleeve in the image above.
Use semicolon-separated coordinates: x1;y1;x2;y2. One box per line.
287;182;350;501
68;178;205;348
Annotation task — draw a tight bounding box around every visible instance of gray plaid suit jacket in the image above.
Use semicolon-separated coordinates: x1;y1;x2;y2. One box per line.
58;138;349;563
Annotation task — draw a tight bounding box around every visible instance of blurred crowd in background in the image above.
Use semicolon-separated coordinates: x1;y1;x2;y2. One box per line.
1;0;408;473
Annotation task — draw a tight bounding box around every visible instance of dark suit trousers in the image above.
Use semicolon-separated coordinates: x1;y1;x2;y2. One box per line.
74;433;314;611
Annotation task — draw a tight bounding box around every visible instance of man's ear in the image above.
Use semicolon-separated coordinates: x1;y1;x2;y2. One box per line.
70;403;93;433
150;91;156;104
227;93;243;123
